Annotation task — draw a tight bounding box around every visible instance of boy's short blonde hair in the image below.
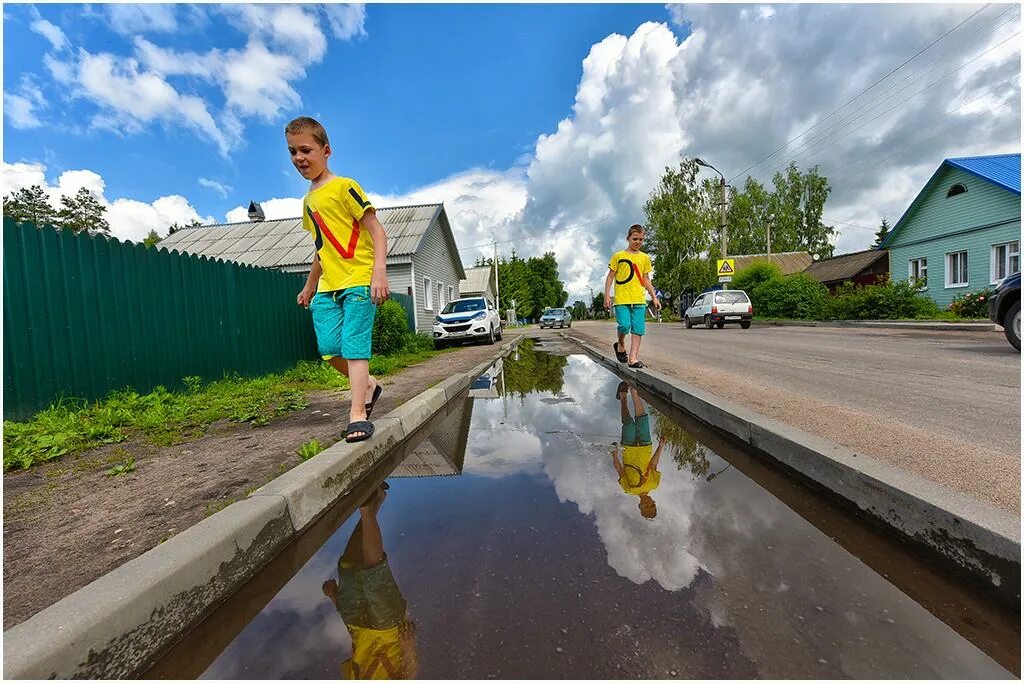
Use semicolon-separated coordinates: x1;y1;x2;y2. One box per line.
285;116;330;147
627;224;645;237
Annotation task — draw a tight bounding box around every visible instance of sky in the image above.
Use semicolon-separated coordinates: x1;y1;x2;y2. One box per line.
3;3;1020;301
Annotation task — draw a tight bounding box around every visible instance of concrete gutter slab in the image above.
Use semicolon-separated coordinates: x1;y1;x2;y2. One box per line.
3;495;292;679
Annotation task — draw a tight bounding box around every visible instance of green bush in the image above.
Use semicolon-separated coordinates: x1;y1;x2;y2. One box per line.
402;332;435;353
948;287;995;319
732;261;783;299
372;299;411;356
754;273;828;319
823;277;939;320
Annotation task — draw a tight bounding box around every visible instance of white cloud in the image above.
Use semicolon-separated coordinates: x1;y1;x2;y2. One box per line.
106;5;178;35
321;4;367;41
3;84;44;129
198;178;233;199
1;161;213;242
225;197;303;223
30;17;67;50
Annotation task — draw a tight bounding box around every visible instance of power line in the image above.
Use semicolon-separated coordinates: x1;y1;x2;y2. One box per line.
456;214;613;253
729;3;994;183
753;7;1020;181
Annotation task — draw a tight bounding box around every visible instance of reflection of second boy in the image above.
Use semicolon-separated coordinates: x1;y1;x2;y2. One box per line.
610;382;666;519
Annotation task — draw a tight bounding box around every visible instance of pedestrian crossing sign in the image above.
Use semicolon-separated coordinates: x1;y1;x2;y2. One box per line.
717;259;735;277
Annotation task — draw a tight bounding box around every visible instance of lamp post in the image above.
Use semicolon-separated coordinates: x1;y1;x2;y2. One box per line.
695;158;729;258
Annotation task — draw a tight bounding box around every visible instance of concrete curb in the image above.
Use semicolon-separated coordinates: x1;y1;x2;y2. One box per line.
753;319;997;331
2;337;522;679
564;333;1020;606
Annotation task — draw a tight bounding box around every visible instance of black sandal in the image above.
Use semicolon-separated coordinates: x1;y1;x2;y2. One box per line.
613;342;628;363
345;420;375;443
365;384;383;419
628;360;646;369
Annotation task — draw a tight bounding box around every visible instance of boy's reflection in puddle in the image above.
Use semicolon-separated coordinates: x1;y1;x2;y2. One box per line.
322;482;418;679
610;381;666;519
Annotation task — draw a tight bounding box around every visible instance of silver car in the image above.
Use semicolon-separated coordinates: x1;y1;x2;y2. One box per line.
684;289;753;329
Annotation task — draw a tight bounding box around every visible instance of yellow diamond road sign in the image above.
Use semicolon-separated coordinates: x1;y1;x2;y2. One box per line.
717;259;735;277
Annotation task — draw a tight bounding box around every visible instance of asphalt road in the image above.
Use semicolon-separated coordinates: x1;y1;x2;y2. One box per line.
565;320;1021;512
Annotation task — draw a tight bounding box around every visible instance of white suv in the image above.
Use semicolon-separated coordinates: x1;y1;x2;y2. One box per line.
684;289;753;329
433;297;503;348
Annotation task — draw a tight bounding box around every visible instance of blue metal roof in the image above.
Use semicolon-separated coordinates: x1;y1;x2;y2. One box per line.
945;153;1020;194
878;152;1020;249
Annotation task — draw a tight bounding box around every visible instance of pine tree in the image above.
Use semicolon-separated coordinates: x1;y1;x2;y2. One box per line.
873;217;891;248
143;229;162;248
2;185;56;227
56;188;110;234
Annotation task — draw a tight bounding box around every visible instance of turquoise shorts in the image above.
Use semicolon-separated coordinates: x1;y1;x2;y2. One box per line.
621;413;652;447
310;286;376;360
336;554;407;630
615;304;647;336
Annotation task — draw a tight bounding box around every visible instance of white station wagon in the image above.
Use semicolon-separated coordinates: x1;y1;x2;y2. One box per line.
684;289;753;329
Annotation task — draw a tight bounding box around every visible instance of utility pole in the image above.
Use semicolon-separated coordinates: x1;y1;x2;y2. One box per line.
588;285;594;319
766;213;774;264
492;241;501;313
695;158;728;258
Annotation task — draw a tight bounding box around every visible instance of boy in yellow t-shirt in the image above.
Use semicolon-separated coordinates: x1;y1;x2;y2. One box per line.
287;116;389;443
604;224;661;368
323;484;418;679
610;382;666;519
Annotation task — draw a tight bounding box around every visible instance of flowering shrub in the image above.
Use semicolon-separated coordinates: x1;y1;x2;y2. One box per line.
948;287;994;319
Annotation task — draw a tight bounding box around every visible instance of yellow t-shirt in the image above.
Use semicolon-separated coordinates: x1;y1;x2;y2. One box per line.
302;176;376;292
608;250;652;305
619;444;661;495
342;625;407;679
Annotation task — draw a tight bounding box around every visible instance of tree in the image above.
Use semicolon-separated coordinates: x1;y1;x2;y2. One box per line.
591;292;606;317
3;185;56;227
768;162;835;259
142;229;162;248
643;159;720;310
873;217;891;248
55;187;110;233
570;300;588;320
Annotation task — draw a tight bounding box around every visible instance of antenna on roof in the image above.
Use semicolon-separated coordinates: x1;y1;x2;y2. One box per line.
248;201;265;222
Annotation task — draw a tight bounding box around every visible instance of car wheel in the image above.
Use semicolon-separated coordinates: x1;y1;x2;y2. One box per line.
1003;300;1021;351
567;321;571;328
487;325;496;345
740;321;751;329
704;315;714;329
433;340;446;350
684;316;693;329
716;321;725;329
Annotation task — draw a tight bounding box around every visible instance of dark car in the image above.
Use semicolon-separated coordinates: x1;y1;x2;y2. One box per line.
988;272;1020;351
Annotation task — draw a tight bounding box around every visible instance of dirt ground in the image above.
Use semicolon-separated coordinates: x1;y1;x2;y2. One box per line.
2;336;520;629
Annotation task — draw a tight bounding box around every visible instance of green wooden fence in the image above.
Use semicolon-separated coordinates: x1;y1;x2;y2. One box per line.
3;220;322;421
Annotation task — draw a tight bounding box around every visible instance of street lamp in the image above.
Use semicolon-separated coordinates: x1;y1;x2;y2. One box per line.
695;158;729;258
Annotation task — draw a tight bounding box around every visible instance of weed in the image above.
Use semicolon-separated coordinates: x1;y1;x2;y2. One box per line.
297;439;324;461
105;457;136;477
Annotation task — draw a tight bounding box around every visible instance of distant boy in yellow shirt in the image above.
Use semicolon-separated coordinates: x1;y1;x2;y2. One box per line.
604;224;661;368
287;116;389;443
610;382;666;519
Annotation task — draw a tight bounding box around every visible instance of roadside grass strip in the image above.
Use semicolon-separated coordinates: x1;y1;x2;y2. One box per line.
3;342;447;472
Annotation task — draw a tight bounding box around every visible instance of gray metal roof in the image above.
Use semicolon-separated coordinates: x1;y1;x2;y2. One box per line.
731;251;813;276
803;249;888;284
461;265;494;294
160;203;449;269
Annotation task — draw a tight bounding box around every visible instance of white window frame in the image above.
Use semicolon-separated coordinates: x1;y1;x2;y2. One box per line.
424;276;433;310
908;257;928;290
448;285;455;303
437;281;445;308
945;250;969;289
991;241;1020;284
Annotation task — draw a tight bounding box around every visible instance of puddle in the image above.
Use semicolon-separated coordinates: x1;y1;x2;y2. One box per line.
148;341;1017;679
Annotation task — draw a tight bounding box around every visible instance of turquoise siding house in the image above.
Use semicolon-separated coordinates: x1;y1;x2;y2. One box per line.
880;154;1020;309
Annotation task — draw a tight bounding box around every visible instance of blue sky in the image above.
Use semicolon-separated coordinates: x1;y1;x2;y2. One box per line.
3;4;1020;298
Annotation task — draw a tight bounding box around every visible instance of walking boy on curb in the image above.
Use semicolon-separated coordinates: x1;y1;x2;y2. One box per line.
288;116;389;443
604;224;661;368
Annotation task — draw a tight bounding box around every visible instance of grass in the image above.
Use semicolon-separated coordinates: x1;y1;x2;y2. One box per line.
296;438;325;461
4;346;445;472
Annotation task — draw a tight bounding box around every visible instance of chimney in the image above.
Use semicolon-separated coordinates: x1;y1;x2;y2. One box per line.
248;201;266;222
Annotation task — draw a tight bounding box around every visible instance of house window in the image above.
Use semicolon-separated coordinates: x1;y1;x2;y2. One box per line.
424;277;433;310
945;251;968;288
448;285;454;302
437;282;445;308
991;241;1020;284
946;183;967;198
908;258;927;289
